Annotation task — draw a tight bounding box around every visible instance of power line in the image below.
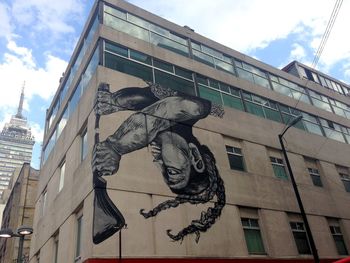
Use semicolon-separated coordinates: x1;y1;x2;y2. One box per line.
311;0;343;69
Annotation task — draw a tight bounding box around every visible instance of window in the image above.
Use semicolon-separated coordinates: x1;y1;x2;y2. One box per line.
41;190;47;216
59;161;65;192
241;218;265;254
75;214;83;261
81;129;88;161
340;173;350;192
290;222;311;254
330;225;348;255
270;157;288;180
226;145;245;171
308;168;323;187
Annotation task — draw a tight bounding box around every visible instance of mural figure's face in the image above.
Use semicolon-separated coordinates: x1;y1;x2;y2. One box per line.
151;132;205;191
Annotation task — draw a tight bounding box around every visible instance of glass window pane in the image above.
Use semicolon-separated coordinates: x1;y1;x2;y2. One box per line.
198;85;222;105
175;67;193;80
244;229;265;254
272;165;288;180
227;154;245;171
293;232;311;254
104;5;126;20
304;122;323;136
130;50;152;65
253;74;270;89
154;70;195;96
311;174;323;187
273;83;292;97
150;32;189;57
192;49;215;67
128;13;150;29
105;53;153;82
222;94;244;111
69;82;82;117
214;58;234;74
105;42;128;57
153;59;173;72
237;68;254;83
264;108;282;122
334;235;348;255
81;130;88;161
105;13;150;42
245;101;265;118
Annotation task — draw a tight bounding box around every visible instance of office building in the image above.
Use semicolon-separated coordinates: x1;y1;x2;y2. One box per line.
30;0;350;262
0;88;35;199
0;163;39;263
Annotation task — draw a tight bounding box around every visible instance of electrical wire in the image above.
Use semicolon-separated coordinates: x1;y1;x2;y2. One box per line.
311;0;343;69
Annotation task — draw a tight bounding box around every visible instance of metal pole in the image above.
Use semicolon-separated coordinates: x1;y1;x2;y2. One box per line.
119;229;122;262
17;235;24;263
278;134;320;263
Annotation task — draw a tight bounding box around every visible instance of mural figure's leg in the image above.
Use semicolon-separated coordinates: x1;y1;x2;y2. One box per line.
92;175;125;244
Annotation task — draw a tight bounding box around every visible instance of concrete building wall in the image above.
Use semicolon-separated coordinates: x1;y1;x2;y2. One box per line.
29;0;350;262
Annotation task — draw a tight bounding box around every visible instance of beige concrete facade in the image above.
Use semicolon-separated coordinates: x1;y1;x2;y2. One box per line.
0;163;39;262
30;0;350;262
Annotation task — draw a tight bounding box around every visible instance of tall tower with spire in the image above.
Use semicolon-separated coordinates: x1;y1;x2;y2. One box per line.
0;85;35;199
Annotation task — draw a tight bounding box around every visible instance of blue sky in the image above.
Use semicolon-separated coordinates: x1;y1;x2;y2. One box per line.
0;0;349;169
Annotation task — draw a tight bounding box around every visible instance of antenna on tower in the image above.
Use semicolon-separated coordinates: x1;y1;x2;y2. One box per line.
15;81;25;119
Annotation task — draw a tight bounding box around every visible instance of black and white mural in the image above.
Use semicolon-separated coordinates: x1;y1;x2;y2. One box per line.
92;82;226;244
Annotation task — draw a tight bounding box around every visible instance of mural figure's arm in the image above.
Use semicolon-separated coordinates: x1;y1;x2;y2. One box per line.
92;96;211;176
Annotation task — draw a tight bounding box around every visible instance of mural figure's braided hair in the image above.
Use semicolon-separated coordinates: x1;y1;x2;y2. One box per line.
139;148;226;243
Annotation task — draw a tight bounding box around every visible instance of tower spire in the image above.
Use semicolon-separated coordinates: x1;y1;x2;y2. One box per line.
15;82;25;119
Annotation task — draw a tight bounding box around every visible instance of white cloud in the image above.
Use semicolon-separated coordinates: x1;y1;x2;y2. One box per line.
129;0;350;82
11;0;85;36
290;43;306;61
0;40;67;117
30;122;44;143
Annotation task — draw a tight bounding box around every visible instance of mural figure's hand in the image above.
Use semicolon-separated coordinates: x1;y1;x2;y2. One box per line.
150;141;162;162
94;90;121;115
92;141;121;176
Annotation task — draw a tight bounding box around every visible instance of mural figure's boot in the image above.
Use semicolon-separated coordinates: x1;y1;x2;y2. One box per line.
92;176;125;244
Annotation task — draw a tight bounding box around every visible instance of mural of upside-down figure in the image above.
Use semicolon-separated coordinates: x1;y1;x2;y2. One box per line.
91;82;226;244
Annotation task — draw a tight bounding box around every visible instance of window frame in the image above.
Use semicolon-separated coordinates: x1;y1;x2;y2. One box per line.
81;128;88;161
58;161;66;192
241;217;266;255
270;156;288;180
290;221;312;255
226;145;245;171
308;168;323;187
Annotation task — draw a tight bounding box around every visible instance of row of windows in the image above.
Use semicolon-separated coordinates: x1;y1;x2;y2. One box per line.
102;40;350;145
226;145;350;192
42;47;99;165
101;2;350;121
35;211;83;263
46;14;99;132
242;213;347;256
299;65;350;96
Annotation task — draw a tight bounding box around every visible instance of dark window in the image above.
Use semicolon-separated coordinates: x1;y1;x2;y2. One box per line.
241;218;265;254
290;222;311;254
154;69;195;96
330;225;348;255
226;146;245;171
340;173;350;192
104;52;153;82
308;168;323;187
